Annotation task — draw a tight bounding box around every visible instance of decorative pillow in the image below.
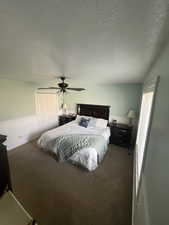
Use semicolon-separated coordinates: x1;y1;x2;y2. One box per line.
76;115;92;123
79;117;90;128
95;118;108;128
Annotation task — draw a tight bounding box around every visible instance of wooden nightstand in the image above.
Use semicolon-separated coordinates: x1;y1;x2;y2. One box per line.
109;123;132;149
59;114;76;126
0;135;37;225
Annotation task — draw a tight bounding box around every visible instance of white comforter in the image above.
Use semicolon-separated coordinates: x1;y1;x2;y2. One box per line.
37;121;110;171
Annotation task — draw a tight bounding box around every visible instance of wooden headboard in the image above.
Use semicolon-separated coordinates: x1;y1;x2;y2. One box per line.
76;104;110;121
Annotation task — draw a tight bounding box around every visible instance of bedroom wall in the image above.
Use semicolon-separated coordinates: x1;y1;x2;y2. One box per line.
0;79;36;121
134;39;169;225
0;79;58;150
0;79;142;149
64;82;142;123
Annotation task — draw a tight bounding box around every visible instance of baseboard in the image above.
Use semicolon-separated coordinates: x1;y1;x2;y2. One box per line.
142;177;150;225
8;134;39;151
133;176;150;225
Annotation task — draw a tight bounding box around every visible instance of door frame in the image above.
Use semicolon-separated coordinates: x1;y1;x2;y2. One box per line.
132;76;160;225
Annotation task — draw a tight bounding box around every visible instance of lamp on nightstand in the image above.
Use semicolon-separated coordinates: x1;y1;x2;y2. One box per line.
127;110;135;126
62;103;68;115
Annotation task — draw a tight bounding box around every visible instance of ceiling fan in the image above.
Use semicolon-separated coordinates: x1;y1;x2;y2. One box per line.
38;76;85;93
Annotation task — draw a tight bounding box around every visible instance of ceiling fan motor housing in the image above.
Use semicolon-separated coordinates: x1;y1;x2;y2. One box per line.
58;82;68;88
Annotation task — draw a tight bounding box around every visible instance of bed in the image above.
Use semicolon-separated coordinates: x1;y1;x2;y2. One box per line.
38;104;111;171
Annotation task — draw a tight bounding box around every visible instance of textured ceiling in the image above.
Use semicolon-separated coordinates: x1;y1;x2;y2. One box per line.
0;0;169;84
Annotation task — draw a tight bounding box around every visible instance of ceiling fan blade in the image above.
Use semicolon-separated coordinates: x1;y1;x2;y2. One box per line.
38;87;60;90
67;88;85;91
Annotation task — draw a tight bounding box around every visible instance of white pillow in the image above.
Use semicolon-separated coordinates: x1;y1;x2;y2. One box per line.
75;115;81;122
76;116;108;128
95;118;108;129
88;117;97;127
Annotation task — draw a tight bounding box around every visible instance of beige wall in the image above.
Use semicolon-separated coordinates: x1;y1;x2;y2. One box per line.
0;79;36;121
65;82;142;122
0;79;59;149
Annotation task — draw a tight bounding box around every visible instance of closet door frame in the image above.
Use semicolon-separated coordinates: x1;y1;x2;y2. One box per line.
132;76;160;225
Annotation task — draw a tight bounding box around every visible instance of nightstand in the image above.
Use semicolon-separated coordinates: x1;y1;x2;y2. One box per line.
0;134;37;225
109;123;132;149
59;114;76;126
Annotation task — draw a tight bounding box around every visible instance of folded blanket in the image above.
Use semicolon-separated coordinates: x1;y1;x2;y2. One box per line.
54;134;106;162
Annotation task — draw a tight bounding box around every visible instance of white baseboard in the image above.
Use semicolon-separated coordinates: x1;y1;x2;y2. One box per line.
133;176;150;225
142;177;150;225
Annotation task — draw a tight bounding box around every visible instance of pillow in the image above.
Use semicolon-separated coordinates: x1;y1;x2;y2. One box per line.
76;115;82;123
88;117;97;127
95;118;108;129
76;115;92;123
78;117;90;128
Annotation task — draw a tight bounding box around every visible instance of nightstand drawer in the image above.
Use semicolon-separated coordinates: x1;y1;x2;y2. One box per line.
111;128;129;138
110;124;132;148
111;138;129;147
118;129;128;134
59;115;76;126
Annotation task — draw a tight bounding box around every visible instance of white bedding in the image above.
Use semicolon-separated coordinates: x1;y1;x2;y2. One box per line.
38;121;110;171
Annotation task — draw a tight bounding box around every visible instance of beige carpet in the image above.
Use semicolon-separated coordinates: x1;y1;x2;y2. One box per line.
8;142;133;225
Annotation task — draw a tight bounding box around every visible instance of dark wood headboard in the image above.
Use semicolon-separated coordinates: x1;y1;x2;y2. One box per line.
76;104;110;121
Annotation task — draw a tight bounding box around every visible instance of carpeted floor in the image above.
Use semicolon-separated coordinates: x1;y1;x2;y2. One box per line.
8;142;133;225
